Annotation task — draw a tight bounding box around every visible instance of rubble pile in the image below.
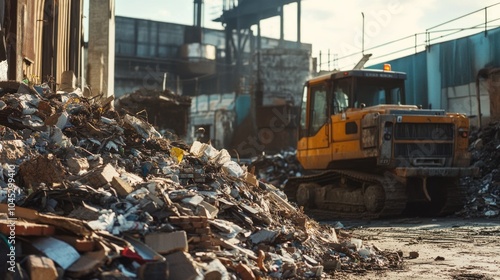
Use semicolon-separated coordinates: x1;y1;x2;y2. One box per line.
115;88;191;140
458;122;500;218
248;150;303;188
1;82;403;279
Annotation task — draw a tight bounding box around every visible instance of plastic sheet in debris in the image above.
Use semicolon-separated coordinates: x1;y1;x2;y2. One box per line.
123;114;162;140
31;237;80;269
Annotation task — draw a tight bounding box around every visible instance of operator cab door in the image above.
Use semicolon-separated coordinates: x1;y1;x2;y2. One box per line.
297;82;331;169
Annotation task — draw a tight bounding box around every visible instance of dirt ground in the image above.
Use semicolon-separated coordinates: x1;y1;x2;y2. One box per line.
325;217;500;280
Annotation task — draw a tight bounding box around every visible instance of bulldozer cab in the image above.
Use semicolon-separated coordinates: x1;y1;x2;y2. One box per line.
299;69;407;140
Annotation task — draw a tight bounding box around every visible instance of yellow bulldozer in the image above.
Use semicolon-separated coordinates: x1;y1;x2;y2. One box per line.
284;57;478;219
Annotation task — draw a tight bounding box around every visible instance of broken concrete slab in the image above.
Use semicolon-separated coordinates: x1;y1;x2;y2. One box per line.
249;229;277;244
145;231;188;254
163;251;202;280
67;157;90;174
182;194;204;207
111;176;134;197
79;163;119;187
197;201;219;218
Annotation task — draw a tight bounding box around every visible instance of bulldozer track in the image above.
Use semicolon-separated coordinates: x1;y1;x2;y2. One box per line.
283;170;408;220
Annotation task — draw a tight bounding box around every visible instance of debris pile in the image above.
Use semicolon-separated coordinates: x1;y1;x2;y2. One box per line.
458;122;500;218
1;82;403;279
115;88;191;139
248;149;303;188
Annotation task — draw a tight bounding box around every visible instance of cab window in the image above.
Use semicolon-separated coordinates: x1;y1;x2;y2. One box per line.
299;85;308;138
309;85;328;136
332;78;351;114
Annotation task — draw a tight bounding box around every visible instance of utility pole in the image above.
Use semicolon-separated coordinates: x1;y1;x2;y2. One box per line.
361;12;365;55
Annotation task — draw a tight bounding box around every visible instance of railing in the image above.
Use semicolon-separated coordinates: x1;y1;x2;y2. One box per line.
318;2;500;71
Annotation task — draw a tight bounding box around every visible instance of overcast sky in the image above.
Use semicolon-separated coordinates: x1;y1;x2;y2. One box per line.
104;0;500;69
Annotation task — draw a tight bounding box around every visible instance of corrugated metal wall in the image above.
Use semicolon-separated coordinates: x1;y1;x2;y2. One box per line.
369;27;500;126
6;0;82;87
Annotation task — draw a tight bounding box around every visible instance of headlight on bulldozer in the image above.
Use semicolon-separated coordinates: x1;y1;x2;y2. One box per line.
458;128;468;138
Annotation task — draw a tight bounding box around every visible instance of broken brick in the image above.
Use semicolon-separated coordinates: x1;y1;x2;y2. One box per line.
235;263;256;280
0;220;55;236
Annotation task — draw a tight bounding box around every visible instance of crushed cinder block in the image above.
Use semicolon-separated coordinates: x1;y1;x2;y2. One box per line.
79;163;119;187
145;231;188;254
67;157;90;174
26;255;59;280
121;171;144;185
111;176;134;197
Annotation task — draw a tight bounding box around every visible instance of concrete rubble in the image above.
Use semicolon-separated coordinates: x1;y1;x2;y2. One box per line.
1;82;403;279
458;122;500;218
248;150;303;188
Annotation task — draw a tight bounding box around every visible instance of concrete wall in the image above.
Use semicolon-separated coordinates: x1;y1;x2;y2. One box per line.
257;48;312;106
87;0;115;99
